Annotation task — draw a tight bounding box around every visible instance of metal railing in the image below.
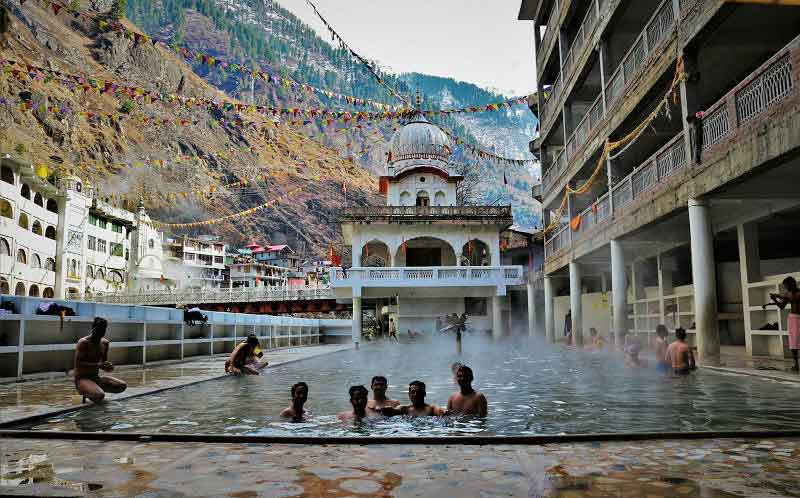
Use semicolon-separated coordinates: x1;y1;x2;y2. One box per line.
340;205;513;221
735;54;794;124
544;224;570;259
87;286;335;306
330;266;524;286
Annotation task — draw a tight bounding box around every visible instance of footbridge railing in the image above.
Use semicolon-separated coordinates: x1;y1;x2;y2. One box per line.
84;286;335;306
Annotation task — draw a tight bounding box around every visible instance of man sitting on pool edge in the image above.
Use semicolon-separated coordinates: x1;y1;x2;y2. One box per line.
225;334;268;375
380;380;445;417
338;385;376;420
280;382;310;421
366;375;400;414
447;365;487;417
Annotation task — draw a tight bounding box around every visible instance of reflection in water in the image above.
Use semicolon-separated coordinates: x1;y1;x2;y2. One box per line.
17;335;800;435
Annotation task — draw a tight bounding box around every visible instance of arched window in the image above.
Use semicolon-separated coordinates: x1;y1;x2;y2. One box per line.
0;277;9;294
42;287;54;298
86;265;94;279
33;193;43;207
434;191;446;206
96;268;105;281
20;184;30;199
148;239;155;249
28;284;39;297
0;238;10;256
399;191;411;206
0;199;12;219
14;282;25;296
69;259;77;277
45;226;56;240
44;258;56;271
416;191;430;207
18;213;29;230
109;270;123;283
66;287;80;299
46;199;58;213
16;249;26;264
32;254;41;268
1;166;13;185
31;220;42;235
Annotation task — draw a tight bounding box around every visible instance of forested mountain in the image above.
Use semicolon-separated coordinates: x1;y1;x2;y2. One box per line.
124;0;541;228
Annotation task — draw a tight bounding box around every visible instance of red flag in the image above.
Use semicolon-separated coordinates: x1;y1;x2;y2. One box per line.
51;3;62;14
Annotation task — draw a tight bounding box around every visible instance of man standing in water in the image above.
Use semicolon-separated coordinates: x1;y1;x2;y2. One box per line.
338;385;374;420
654;325;670;374
366;376;400;414
666;328;696;375
446;365;487;417
280;382;310;421
74;318;127;403
381;381;445;417
764;276;800;372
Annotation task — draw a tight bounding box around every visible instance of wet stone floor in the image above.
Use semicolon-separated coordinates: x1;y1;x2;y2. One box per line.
2;437;800;497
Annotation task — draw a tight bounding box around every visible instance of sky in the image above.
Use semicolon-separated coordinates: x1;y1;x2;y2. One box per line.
277;0;537;97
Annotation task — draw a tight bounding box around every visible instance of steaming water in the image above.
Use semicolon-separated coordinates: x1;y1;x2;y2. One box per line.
20;336;800;436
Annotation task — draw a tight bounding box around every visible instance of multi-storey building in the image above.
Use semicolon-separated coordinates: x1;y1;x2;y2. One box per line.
520;0;800;359
162;235;227;289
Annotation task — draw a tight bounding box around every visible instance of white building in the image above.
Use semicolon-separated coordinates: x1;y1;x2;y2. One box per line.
162;236;227;290
331;115;526;344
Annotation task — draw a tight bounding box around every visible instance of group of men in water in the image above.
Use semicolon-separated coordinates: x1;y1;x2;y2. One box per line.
278;365;488;422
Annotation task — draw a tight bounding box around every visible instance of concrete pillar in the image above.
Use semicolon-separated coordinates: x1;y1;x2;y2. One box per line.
544;276;555;343
527;281;536;337
492;295;504;340
737;222;761;355
679;48;701;165
688;198;720;361
569;262;583;346
611;239;627;343
352;296;362;349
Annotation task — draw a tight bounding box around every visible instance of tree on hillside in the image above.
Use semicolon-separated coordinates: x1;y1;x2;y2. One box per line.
110;0;126;20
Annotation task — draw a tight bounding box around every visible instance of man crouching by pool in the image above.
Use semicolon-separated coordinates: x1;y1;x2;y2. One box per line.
381;380;445;417
74;317;127;403
225;334;268;375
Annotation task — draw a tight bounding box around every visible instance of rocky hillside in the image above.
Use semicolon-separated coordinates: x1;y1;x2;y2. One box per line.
0;0;381;258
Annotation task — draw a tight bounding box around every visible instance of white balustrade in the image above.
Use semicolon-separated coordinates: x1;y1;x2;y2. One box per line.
330;266;525;287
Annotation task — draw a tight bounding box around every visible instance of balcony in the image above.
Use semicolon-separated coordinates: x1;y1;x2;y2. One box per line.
330;266;525;288
545;33;799;261
340;205;513;224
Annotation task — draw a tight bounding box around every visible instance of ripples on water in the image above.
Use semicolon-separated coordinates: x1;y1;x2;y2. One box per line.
23;336;800;436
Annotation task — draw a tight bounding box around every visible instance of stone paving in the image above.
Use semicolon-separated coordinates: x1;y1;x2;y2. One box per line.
2;436;800;497
0;345;352;426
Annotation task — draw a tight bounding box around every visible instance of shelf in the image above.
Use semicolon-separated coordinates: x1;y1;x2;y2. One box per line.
0;346;19;353
750;329;786;336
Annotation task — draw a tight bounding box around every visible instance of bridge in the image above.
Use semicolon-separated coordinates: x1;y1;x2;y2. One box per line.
89;286;345;314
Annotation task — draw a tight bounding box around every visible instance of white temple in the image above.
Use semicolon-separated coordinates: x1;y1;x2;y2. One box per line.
331;113;525;344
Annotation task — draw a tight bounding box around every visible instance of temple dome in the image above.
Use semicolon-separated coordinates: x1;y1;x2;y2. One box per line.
388;114;451;172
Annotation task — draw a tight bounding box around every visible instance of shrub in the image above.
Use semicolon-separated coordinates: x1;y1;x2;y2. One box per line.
119;99;135;114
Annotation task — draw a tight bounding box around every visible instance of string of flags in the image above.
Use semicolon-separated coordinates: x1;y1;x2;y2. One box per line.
439;126;538;167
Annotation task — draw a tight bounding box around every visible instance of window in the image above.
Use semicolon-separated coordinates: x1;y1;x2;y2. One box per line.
110;242;123;257
97;217;107;229
46;199;58;213
69;259;77;277
214;256;223;264
14;282;25;296
88;236;96;251
0;277;9;294
89;213;98;226
465;297;488;317
45;225;56;240
1;166;13;185
434;191;446;206
416;191;430;207
28;284;39;297
0;238;9;256
109;270;123;283
399;191;411;206
148;239;155;249
18;212;29;229
32;254;41;268
185;253;195;261
111;222;123;233
34;193;43;207
0;199;11;221
97;239;107;253
31;220;42;235
16;249;26;264
42;287;54;298
67;287;80;298
44;258;56;271
86;265;94;279
20;184;30;199
96;268;105;281
125;249;129;261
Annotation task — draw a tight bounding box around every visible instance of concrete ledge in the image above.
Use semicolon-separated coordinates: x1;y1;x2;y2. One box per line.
701;364;800;384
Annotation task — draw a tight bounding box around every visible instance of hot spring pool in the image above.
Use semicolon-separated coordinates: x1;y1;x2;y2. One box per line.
19;336;800;436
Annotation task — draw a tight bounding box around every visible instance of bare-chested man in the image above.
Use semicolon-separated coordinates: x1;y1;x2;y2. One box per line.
381;381;445;417
366;376;400;415
765;276;800;372
280;382;309;421
225;334;267;375
338;385;376;420
74;317;127;403
446;365;487;417
666;327;696;375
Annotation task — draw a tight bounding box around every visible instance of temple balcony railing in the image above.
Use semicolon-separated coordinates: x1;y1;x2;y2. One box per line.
330;266;525;288
340;205;513;223
544;32;800;262
85;286;334;306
